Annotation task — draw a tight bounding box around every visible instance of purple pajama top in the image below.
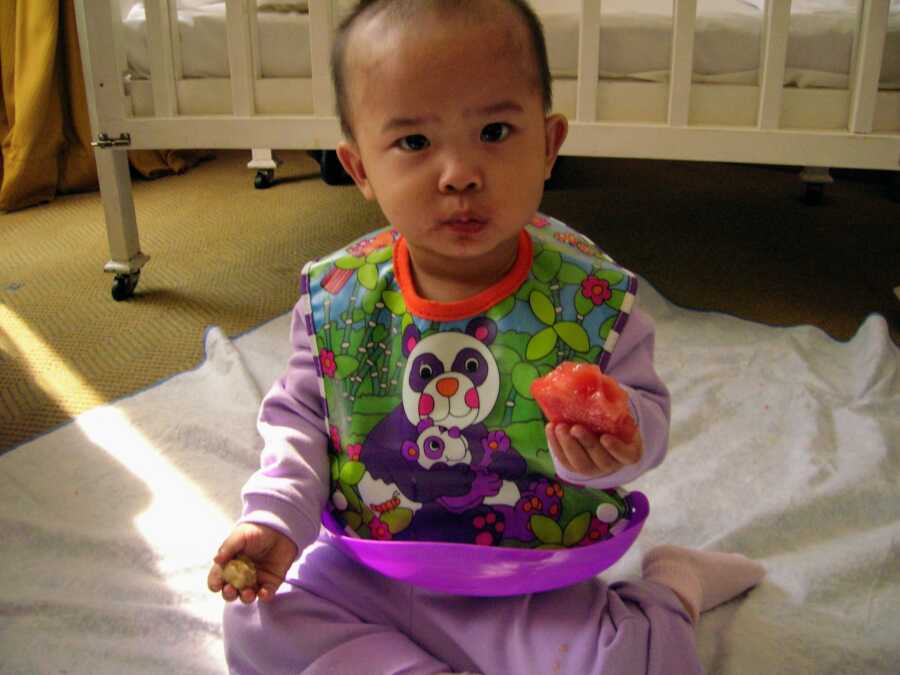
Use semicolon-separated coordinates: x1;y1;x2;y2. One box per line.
238;215;670;584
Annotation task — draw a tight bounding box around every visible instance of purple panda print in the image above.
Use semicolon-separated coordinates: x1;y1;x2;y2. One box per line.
307;220;638;550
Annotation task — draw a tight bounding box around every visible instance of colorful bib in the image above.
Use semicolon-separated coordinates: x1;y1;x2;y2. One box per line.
300;215;639;550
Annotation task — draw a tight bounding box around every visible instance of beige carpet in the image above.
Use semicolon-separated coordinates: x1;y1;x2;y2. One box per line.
2;150;898;451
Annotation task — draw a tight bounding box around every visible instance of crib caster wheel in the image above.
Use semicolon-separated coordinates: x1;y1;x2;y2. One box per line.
803;182;824;206
254;169;275;189
111;272;140;301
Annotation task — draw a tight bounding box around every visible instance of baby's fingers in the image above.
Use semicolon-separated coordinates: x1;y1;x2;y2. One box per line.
568;424;601;451
218;581;258;604
208;564;245;602
208;562;262;604
257;581;280;604
548;423;599;475
214;531;248;567
238;586;260;604
207;563;225;593
243;566;285;604
601;433;642;465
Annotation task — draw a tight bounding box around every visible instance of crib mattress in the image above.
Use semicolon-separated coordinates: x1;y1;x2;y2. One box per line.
122;0;900;88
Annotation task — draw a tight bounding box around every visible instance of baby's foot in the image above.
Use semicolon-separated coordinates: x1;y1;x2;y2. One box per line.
641;544;766;623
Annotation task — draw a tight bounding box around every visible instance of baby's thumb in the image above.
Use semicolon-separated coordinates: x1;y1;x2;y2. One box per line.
214;531;247;566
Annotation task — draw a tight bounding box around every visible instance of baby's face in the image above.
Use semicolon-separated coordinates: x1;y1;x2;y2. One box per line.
337;4;567;283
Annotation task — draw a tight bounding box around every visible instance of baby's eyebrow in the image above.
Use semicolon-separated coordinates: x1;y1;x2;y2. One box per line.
380;101;525;134
381;115;438;134
469;100;525;117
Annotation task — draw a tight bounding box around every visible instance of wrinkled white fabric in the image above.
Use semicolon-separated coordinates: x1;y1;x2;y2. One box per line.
1;280;897;674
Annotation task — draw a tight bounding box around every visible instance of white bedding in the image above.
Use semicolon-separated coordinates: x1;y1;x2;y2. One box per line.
121;0;900;88
2;278;898;674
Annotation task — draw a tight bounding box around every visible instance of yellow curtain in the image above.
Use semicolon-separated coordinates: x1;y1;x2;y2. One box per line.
0;0;210;213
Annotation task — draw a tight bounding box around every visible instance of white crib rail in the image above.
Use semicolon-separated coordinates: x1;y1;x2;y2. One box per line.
850;0;891;134
224;0;257;117
757;0;792;130
144;0;180;116
77;0;899;167
576;0;601;122
309;0;337;116
564;0;898;169
668;0;697;127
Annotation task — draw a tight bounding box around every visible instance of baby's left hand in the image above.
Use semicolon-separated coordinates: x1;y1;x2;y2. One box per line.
545;423;643;478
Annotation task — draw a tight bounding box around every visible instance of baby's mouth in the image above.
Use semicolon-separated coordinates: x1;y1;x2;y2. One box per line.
441;213;488;233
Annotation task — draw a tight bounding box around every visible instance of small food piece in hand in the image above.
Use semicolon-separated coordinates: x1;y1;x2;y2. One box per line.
530;361;637;443
223;554;257;590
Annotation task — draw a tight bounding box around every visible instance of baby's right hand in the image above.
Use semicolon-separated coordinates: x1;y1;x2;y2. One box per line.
207;522;298;604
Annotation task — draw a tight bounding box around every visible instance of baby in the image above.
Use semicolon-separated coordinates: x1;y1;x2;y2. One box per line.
208;1;764;673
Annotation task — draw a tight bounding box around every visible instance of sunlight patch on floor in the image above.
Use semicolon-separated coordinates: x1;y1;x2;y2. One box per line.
0;305;105;411
3;304;230;655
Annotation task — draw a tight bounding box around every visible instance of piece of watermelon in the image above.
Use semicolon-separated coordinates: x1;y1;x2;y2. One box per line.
530;362;637;443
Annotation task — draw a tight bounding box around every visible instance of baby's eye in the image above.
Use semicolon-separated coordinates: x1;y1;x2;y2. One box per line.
398;134;430;151
481;123;511;143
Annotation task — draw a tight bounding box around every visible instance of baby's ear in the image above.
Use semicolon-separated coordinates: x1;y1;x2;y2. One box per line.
543;113;569;180
336;142;375;200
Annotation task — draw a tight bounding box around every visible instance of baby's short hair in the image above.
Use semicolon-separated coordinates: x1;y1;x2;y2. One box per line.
331;0;553;140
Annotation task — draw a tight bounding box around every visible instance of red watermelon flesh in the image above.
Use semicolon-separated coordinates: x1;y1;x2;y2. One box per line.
530;362;637;443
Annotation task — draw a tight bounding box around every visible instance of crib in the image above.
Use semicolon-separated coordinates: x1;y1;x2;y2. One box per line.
74;0;900;300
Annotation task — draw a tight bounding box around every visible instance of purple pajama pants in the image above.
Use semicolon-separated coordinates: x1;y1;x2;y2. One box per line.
223;538;701;675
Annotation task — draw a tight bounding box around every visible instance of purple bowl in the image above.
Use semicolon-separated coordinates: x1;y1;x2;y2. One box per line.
320;491;649;596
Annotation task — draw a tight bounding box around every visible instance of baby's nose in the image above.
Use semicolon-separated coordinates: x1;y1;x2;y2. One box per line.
440;178;481;193
439;156;483;194
436;377;459;398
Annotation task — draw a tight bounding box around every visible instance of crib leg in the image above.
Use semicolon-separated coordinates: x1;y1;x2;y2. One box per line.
248;148;282;189
95;149;149;301
799;166;833;206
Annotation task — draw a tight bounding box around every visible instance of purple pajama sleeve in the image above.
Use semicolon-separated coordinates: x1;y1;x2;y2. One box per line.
237;299;669;558
236;307;330;556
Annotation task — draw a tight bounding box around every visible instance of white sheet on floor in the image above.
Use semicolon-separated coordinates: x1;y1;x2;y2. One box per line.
1;279;898;674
